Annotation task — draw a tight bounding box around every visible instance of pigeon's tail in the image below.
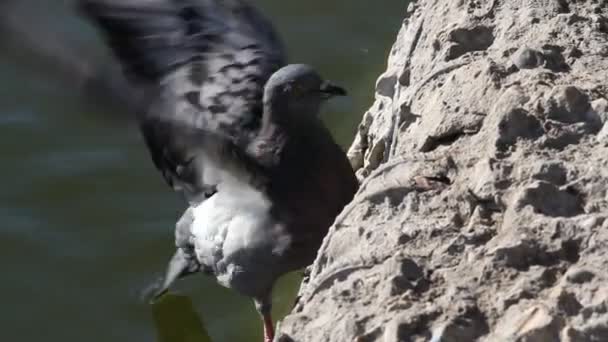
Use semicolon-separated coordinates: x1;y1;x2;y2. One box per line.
77;0;285;83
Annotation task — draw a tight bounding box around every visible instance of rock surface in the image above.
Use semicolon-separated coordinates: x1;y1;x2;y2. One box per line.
277;0;608;341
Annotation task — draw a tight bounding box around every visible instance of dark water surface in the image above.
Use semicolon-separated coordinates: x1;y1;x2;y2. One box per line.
0;1;406;341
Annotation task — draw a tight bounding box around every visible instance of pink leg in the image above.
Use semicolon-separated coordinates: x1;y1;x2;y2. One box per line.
263;313;274;342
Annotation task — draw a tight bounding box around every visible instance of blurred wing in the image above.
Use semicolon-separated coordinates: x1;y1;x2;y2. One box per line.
0;0;140;117
79;0;286;201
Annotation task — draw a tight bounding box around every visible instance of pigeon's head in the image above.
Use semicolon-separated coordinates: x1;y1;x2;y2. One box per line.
264;64;346;121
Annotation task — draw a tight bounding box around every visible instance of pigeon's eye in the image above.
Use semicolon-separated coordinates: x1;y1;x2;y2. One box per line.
286;83;306;95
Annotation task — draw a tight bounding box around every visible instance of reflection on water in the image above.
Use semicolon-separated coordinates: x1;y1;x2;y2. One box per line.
0;1;407;341
153;295;211;342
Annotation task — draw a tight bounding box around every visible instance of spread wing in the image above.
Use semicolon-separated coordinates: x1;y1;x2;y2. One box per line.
79;0;286;202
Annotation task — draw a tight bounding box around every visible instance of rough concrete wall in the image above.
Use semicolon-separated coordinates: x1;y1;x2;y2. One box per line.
277;0;608;341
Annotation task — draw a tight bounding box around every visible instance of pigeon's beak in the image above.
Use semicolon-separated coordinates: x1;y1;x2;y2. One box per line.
319;81;347;99
147;249;200;302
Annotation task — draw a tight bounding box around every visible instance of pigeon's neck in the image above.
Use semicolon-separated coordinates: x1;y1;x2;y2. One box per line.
259;108;318;140
249;105;321;168
262;96;319;130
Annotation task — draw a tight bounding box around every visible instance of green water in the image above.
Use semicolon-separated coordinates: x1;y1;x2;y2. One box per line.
0;1;406;341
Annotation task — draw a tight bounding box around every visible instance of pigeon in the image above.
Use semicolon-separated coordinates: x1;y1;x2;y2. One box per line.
78;1;359;341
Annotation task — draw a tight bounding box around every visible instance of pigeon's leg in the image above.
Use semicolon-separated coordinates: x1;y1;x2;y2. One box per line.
263;313;274;342
254;296;274;342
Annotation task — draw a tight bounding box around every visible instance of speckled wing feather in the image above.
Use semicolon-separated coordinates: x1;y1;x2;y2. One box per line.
79;0;286;202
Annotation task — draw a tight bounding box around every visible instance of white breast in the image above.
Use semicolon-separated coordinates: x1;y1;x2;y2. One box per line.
189;176;287;297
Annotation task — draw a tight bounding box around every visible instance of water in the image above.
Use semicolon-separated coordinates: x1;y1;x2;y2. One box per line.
0;1;406;341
